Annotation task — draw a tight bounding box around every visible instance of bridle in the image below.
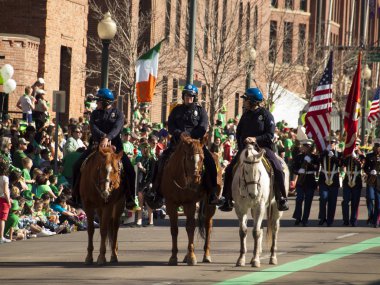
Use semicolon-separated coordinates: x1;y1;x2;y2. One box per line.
240;147;262;188
95;159;123;201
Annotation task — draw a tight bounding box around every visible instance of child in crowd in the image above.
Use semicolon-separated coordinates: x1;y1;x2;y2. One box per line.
31;168;43;194
9;170;28;194
21;157;34;192
48;175;63;197
35;173;57;199
41;193;60;225
0;157;11;243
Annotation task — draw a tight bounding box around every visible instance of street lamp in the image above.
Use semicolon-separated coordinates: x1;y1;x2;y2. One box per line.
361;64;372;143
97;12;117;89
245;46;257;90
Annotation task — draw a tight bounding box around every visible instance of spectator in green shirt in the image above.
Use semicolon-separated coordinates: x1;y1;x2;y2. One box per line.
12;138;28;169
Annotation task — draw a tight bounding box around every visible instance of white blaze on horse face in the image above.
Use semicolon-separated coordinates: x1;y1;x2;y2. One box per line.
105;164;112;191
194;154;200;170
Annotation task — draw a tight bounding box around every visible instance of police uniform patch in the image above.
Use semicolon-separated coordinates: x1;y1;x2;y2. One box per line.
258;115;263;121
111;112;116;119
194;110;198;116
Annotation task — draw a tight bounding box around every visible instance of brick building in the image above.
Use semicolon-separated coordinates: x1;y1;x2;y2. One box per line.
0;0;88;123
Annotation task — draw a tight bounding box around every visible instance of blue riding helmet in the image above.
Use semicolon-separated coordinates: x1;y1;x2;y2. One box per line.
182;84;198;98
96;88;114;101
241;88;263;103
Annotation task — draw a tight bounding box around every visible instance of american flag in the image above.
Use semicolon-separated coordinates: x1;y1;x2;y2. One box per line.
305;52;333;152
368;88;380;123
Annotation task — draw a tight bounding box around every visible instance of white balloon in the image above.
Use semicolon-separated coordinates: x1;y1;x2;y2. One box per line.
3;79;17;94
0;64;14;81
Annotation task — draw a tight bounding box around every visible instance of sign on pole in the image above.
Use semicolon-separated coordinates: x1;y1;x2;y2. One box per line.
53;91;66;113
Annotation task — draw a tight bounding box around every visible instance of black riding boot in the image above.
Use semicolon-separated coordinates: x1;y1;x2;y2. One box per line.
219;163;234;212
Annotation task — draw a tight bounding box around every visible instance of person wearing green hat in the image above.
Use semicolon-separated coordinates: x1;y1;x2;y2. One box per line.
4;200;21;242
217;106;227;129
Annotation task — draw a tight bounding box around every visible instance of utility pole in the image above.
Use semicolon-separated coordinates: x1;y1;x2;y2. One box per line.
361;0;369;143
186;0;196;84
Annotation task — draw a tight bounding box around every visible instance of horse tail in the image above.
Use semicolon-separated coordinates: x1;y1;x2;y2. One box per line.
197;197;207;240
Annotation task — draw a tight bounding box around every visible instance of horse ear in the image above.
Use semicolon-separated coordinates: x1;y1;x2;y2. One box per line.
258;149;265;159
202;134;208;145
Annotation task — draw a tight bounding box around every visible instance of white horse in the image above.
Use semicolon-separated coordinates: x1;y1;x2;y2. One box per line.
232;144;289;268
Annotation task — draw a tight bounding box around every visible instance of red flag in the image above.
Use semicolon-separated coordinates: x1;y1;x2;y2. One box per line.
305;52;333;152
343;53;362;157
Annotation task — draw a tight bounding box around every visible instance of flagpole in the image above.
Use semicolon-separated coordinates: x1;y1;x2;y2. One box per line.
186;0;197;84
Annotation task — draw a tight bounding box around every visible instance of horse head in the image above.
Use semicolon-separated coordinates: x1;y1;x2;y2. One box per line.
179;133;204;188
95;147;124;201
241;144;265;198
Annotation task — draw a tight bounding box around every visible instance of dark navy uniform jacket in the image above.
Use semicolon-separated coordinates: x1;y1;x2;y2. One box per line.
318;150;342;187
342;156;362;189
236;107;275;151
90;107;124;152
292;153;319;189
363;152;378;175
168;103;208;140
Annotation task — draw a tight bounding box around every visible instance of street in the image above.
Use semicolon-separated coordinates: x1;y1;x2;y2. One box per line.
0;195;379;285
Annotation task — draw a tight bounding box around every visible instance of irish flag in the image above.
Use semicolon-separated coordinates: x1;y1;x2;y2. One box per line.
135;41;163;102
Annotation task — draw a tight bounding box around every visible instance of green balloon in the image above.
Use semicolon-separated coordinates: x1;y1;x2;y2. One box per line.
0;73;3;85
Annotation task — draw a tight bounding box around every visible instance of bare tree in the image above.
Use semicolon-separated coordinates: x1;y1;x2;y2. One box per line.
87;0;176;125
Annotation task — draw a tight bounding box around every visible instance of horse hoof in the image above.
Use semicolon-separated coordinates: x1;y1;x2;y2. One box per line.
236;258;246;267
97;256;107;266
110;256;118;263
168;257;178;266
202;255;212;263
182;254;188;263
187;256;197;266
251;260;261;268
270;257;277;265
85;257;93;265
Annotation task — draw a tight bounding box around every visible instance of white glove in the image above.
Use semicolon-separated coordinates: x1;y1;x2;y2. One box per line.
328;151;334;157
137;162;143;168
298;168;305;174
352;152;357;158
371;170;377;175
304;156;311;163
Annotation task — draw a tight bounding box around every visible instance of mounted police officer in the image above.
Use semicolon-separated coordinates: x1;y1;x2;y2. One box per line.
318;136;341;226
291;139;319;226
341;139;363;227
219;87;289;212
363;138;380;227
149;84;224;206
72;88;139;210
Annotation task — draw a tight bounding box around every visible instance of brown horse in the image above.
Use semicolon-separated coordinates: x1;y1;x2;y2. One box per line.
78;147;124;266
161;134;222;266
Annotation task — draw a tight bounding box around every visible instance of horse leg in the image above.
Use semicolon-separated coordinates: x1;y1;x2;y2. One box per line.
97;207;109;266
269;205;281;265
85;206;95;265
202;204;216;263
167;203;179;266
250;201;265;268
183;203;197;266
235;207;248;267
110;200;124;263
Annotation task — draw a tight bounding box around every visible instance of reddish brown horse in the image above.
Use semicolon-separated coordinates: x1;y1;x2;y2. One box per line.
161;134;222;266
78;147;124;265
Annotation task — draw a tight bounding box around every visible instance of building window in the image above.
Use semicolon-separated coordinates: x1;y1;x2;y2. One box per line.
246;3;251;43
269;21;277;62
201;85;207;108
165;0;171;39
175;0;181;47
204;0;210;55
283;22;293;64
185;0;191;46
173;78;178;102
162;76;168;123
297;24;306;65
237;1;243;64
253;5;258;48
270;0;278;8
235;93;240;117
213;0;219;43
300;0;307;12
285;0;293;10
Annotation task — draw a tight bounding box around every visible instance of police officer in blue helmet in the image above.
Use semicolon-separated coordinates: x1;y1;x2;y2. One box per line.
219;87;289;212
149;84;224;207
72;88;139;210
